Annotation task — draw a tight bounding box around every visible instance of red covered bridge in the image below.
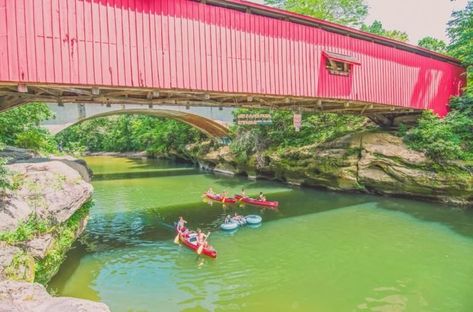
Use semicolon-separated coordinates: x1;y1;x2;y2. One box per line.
0;0;466;126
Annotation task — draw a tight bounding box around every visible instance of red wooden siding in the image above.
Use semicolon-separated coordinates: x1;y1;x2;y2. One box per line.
0;0;466;116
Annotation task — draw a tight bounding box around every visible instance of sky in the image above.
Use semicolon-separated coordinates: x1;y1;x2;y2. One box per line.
247;0;469;44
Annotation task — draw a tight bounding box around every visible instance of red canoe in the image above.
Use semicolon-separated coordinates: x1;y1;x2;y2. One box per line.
177;230;217;258
204;193;237;204
234;195;279;208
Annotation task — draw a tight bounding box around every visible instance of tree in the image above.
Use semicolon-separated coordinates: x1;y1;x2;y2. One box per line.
361;20;409;42
0;103;56;152
417;36;447;53
447;0;473;93
265;0;368;28
57;115;206;156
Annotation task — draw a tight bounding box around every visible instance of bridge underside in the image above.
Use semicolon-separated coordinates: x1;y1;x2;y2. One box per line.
0;84;421;128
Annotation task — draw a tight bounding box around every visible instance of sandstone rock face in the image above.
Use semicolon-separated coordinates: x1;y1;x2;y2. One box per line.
198;145;241;175
0;281;111;312
356;132;473;205
199;131;473;207
23;234;54;260
0;160;93;232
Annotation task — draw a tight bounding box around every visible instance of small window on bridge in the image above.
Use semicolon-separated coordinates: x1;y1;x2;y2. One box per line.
326;59;351;75
323;51;360;76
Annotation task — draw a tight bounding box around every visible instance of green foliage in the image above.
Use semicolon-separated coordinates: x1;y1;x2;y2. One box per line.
0;146;10;191
56;115;206;156
230;108;367;163
0;103;56;153
450;92;473;113
361;20;409;42
448;1;473;88
4;251;34;282
417;36;447;54
0;215;52;245
34;201;92;285
403;111;473;161
15;128;57;153
265;0;368;27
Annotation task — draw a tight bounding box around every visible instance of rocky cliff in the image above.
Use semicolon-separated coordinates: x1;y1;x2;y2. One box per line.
0;147;110;311
0;280;110;312
193;131;473;207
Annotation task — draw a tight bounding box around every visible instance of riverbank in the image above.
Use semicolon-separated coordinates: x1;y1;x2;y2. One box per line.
0;147;111;311
189;131;473;207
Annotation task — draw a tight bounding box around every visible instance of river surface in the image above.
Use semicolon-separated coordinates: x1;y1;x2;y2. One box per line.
49;156;473;311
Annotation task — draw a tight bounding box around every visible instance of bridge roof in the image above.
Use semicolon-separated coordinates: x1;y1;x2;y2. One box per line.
204;0;462;66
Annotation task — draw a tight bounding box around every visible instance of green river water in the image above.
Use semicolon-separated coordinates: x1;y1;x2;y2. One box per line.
49;156;473;311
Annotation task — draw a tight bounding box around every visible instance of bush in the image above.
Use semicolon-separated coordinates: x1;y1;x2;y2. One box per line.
34;201;92;284
0;157;10;191
403;110;473;161
15;128;57;153
229;109;367;162
0;102;57;153
0;215;53;245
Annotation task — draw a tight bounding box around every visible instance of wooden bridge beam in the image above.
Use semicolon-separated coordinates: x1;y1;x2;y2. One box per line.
0;84;420;118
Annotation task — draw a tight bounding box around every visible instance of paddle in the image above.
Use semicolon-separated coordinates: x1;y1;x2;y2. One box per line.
197;232;211;255
174;232;180;244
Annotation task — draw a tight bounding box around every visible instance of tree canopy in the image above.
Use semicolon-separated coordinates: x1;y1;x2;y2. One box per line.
448;0;473;91
265;0;368;28
417;36;447;54
0;103;56;152
56;115;206;157
361;20;409;42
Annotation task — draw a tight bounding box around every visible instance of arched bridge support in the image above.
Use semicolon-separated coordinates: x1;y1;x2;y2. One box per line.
42;103;234;139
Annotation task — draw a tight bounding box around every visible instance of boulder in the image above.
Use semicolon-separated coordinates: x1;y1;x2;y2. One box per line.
23;234;54;260
0;280;111;312
0;146;36;164
0;160;93;231
357;132;473;205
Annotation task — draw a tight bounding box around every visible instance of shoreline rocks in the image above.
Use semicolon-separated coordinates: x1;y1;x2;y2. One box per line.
0;147;111;312
192;131;473;208
0;280;111;312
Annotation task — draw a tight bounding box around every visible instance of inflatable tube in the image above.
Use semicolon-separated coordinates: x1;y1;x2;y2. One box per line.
247;223;262;229
220;221;239;231
245;215;262;225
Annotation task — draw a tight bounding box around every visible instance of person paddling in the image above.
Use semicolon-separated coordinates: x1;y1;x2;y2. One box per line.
196;228;209;249
240;188;247;198
207;187;214;195
221;190;228;202
259;192;266;202
176;216;188;234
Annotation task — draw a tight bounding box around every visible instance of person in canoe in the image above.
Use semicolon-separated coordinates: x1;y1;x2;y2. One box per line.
221;190;229;202
240;188;247;198
177;216;188;234
196;228;209;249
224;215;232;223
259;192;267;202
207;187;215;195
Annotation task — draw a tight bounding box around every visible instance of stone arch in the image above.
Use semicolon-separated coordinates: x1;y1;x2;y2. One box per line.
49;108;230;138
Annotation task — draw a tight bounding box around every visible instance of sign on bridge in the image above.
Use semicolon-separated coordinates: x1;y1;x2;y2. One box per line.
236;114;273;126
